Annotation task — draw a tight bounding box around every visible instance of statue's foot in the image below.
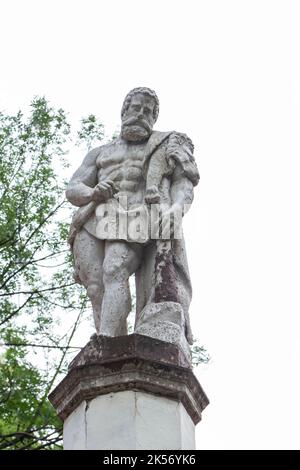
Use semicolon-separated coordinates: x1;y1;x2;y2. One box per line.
145;186;160;204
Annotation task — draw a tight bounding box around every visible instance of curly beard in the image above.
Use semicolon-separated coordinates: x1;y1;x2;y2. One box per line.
121;116;152;142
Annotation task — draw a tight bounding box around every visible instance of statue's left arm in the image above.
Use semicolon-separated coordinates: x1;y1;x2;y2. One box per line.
159;167;194;237
170;166;194;212
166;131;199;213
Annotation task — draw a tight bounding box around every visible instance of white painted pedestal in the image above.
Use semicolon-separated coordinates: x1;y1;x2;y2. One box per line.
64;390;195;450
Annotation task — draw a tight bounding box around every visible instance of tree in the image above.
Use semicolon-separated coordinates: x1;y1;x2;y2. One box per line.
0;98;208;450
0;98;106;449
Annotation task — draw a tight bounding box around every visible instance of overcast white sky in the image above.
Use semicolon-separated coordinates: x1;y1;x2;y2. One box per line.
1;0;300;450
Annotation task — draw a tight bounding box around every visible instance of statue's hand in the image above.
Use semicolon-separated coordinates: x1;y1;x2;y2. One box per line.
91;179;116;202
166;145;183;162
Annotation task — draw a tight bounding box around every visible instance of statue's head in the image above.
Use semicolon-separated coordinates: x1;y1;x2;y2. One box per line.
121;87;159;142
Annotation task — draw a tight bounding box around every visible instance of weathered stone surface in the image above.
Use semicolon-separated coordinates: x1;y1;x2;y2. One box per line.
68;332;190;370
134;301;192;363
48;334;209;425
65;87;199;348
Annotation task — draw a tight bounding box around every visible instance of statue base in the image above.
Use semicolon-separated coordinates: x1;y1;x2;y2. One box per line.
134;301;192;363
48;334;209;450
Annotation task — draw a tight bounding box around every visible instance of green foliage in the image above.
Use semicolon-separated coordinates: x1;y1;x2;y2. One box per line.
76;114;104;150
0;330;62;450
191;341;210;367
0;98;104;449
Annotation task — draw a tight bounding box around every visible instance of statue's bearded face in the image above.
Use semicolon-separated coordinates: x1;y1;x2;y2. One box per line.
121;93;156;142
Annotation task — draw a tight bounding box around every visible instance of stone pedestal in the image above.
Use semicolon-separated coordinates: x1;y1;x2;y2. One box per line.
49;334;209;450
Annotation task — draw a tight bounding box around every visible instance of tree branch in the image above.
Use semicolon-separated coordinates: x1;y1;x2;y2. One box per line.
0;282;76;297
1;342;81;350
0;293;35;326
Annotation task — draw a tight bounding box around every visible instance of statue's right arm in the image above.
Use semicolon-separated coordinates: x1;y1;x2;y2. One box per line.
65;148;100;207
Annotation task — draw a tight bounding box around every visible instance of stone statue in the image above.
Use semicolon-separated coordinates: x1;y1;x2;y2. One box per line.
66;87;199;359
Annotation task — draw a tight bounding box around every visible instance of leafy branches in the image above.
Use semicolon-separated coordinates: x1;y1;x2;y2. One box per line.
0;98;102;450
76;114;104;150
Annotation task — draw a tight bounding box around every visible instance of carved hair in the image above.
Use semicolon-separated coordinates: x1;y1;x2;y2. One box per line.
168;132;194;154
121;87;159;122
166;132;199;186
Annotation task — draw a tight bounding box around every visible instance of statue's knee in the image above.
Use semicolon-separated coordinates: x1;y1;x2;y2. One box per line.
87;283;102;299
103;260;127;284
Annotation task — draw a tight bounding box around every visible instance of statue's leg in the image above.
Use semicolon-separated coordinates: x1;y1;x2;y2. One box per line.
73;229;104;334
101;241;142;336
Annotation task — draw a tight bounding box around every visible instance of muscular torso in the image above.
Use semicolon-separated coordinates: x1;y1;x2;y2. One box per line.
97;138;147;206
66;131;194;242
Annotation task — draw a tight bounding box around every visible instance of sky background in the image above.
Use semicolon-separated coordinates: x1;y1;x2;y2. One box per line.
1;0;300;450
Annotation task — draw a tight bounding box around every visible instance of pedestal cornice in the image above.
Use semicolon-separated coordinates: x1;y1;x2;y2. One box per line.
48;334;209;425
